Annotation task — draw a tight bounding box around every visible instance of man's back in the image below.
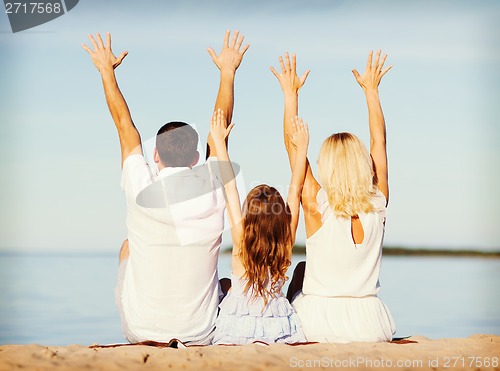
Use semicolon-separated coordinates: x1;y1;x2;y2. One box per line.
82;29;248;345
118;154;225;343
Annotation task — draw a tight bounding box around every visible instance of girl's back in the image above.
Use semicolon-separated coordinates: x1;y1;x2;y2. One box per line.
213;185;306;345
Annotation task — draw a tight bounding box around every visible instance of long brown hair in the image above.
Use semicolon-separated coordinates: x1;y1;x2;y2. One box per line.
239;185;292;304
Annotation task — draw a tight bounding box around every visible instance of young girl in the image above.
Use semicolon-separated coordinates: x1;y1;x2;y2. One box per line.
210;109;307;345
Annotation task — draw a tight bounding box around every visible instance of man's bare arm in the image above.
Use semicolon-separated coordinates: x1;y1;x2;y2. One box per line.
82;32;141;166
206;30;249;158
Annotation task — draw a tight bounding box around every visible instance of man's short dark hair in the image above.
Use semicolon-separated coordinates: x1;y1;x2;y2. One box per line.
156;122;199;167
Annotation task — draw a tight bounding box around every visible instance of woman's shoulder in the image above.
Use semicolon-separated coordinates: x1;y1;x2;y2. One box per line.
316;188;333;221
372;189;387;212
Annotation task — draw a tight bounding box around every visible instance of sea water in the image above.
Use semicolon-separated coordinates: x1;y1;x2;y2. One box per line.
0;251;499;345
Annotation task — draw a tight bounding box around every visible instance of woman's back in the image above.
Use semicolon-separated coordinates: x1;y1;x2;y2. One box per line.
303;188;387;298
292;188;395;343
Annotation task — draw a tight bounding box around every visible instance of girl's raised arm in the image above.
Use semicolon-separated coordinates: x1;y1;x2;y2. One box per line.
352;50;392;204
286;117;309;244
209;110;244;264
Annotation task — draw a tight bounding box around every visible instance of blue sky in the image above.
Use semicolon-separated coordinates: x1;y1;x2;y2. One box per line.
0;0;499;251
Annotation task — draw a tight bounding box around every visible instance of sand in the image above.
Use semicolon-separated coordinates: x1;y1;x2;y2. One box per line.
0;335;499;370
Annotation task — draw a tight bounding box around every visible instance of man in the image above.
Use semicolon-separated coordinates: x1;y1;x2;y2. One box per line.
82;30;248;345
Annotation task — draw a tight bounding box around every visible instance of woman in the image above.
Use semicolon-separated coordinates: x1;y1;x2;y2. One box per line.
271;50;396;343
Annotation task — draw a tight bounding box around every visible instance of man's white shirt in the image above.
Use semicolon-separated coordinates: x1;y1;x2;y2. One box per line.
119;154;225;343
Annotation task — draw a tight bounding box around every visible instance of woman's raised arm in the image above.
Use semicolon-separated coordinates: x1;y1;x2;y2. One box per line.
352;50;392;204
271;53;321;238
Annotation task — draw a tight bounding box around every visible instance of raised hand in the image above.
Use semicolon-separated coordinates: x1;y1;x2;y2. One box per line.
286;115;310;239
288;116;309;151
210;109;234;147
82;32;128;74
208;30;249;73
81;32;140;165
270;53;310;95
352;50;392;92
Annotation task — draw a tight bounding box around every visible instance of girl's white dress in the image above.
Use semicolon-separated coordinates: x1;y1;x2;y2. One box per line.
292;188;396;343
213;273;306;345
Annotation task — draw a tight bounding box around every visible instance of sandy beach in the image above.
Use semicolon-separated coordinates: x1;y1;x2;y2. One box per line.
1;335;498;370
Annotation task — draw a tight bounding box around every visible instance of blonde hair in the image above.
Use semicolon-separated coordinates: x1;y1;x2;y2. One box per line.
318;132;377;218
239;185;292;305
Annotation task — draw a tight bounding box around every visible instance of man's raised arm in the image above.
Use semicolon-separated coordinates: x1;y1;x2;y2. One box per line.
82;32;141;167
206;30;249;158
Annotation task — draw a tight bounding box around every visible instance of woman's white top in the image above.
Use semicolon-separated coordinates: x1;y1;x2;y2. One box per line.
292;188;395;343
302;188;387;298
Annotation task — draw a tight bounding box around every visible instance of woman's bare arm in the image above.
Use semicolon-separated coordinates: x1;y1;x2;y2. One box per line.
271;53;322;237
352;50;392;204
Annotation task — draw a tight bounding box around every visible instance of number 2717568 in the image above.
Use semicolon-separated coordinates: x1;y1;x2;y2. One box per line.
5;2;62;14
